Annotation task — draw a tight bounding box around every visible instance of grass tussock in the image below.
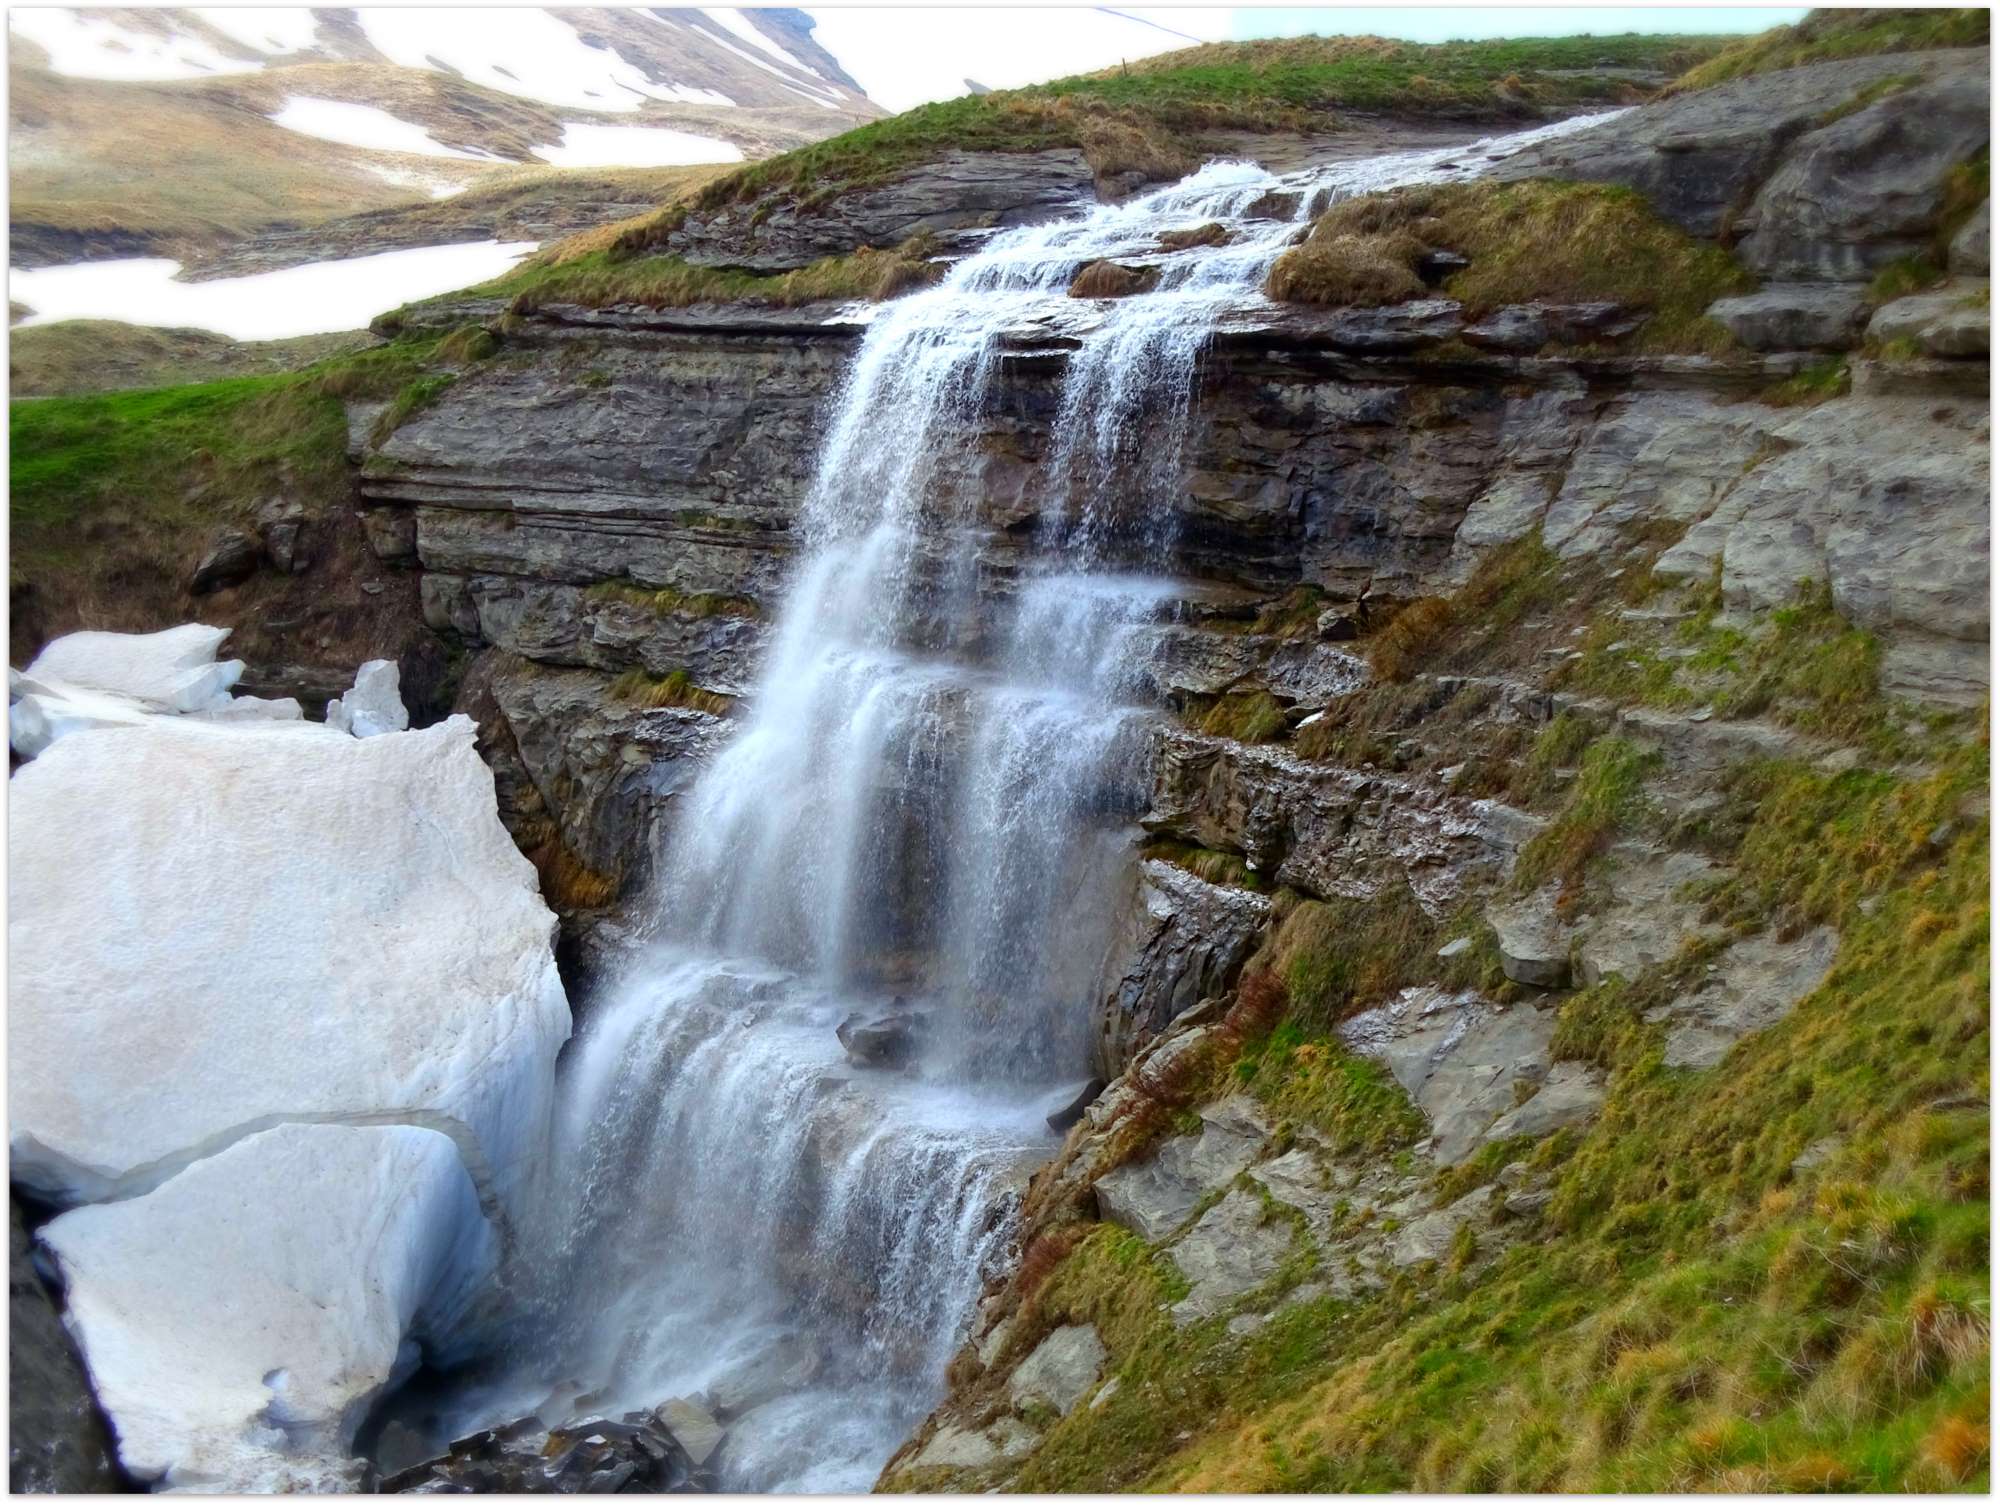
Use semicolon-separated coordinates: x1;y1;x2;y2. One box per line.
1514;736;1661;895
1158;222;1232;251
1142;839;1267;891
1193;690;1289;744
587;580;761;620
1068;260;1161;298
456;236;943;317
1269;181;1752;353
608;668;734;716
1672;7;1989;92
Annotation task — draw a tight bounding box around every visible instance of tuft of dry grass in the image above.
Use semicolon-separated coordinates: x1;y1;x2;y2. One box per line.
1068;259;1161;298
1158;222;1231;251
527;838;620;910
609;668;734;716
1365;596;1453;682
1267;181;1753;353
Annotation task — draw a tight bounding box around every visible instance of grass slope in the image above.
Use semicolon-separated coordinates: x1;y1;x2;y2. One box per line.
992;538;1991;1494
654;32;1734;226
1674;7;1989;92
10;322;375;397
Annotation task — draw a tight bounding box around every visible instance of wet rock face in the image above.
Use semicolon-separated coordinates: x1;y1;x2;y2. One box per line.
663;149;1098;272
380;1406;718;1494
9;1200;120;1495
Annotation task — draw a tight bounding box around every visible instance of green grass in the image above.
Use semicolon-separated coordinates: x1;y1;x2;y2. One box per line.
9;331;487;645
981;730;1988;1495
668;33;1730;222
586;580;762;620
1672;7;1989;92
1269;180;1754;353
9;321;375;398
1140;839;1267;891
607;668;734;715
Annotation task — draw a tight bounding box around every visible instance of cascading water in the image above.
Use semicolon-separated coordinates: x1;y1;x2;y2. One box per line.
427;110;1620;1491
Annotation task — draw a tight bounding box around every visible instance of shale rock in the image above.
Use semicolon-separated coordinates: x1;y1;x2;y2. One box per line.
1867;283;1991;358
1167;1186;1296;1324
189;528;261;594
1488;885;1573;989
1389;1184;1494;1268
1483;1060;1607;1141
665;150;1096;272
1008;1324;1106;1417
1655;926;1840;1069
1707;283;1870;351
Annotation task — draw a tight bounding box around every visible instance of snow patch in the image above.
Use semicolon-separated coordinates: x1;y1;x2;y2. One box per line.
355;7;711;113
27;623;243;712
8;8;262;80
42;1123;497;1491
188;6;321;56
10;241;535;341
532;122;746;168
267;95;492;160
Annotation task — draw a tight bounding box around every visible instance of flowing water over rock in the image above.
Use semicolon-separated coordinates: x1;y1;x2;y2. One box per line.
416;111;1619;1492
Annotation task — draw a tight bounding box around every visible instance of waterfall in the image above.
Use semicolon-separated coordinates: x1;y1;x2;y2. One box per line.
434;111;1620;1491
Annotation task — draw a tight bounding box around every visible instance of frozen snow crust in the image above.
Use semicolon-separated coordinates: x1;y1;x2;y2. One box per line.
10;629;571;1489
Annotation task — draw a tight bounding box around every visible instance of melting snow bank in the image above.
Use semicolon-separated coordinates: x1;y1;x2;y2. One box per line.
10;241;535;341
9;627;570;1489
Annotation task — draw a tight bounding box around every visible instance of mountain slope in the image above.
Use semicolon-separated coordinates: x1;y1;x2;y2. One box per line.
8;7;882;267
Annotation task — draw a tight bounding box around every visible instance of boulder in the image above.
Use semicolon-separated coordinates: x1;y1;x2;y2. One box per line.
1706;284;1869;351
8;715;569;1210
1007;1324;1106;1417
25;624;242;713
41;1123;496;1491
655;1397;723;1468
1343;986;1559;1162
1389;1185;1493;1268
189;528;261;594
381;1406;708;1493
1867;283;1991;358
1488;886;1572;989
1068;260;1160;298
836;1005;927;1069
1734;63;1991;280
1490;49;1988;247
1167;1187;1296;1323
324;658;409;737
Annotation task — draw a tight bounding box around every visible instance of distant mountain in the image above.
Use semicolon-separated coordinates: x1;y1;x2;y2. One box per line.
7;7;886;267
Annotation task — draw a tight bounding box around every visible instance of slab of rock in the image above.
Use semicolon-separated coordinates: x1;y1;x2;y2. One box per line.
1656;926;1840;1069
656;1397;723;1467
1483;1060;1607;1143
42;1123;495;1491
667;149;1096;271
1867;283;1990;359
8;715;569;1210
26;624;242;714
1652;394;1989;706
1167;1187;1296;1324
1489;885;1572;989
1707;284;1869;351
836;1006;927;1069
1389;1185;1493;1268
1574;846;1723;987
381;1407;709;1493
1008;1324;1106;1417
324;657;409;737
1341;986;1557;1164
1093;1096;1272;1242
189;528;261;594
907;1416;1035;1472
1091;860;1269;1074
1322;297;1464;353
